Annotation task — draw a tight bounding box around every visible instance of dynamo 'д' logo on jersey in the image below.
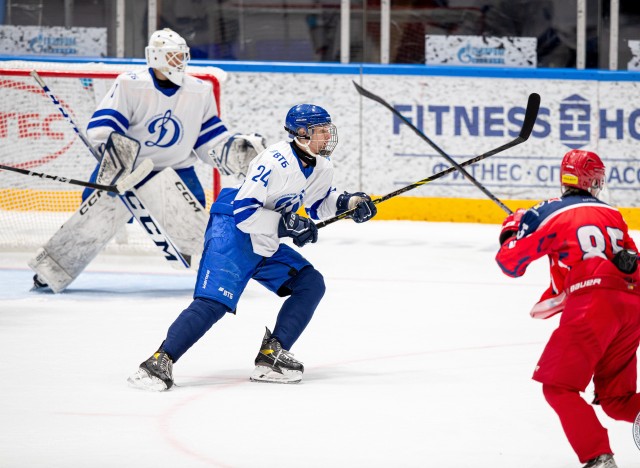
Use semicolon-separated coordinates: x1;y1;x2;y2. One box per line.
145;110;183;148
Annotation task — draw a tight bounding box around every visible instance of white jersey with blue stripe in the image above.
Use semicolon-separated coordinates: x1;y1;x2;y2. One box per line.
86;68;229;170
214;140;341;257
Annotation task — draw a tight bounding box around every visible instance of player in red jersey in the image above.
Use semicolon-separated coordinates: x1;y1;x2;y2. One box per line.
496;149;640;468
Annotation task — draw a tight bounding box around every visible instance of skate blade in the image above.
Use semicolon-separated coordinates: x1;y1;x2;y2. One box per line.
127;368;170;391
250;365;302;384
30;282;51;293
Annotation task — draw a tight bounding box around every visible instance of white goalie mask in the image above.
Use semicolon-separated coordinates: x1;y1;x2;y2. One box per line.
145;28;190;86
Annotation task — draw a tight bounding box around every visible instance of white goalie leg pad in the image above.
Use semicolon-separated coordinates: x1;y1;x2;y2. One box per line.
250;365;303;384
29;248;73;293
28;190;130;293
29;133;140;293
135;168;208;261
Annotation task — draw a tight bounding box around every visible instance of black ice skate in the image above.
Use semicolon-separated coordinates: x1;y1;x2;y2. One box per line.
250;327;303;384
31;274;49;291
583;454;618;468
127;350;174;391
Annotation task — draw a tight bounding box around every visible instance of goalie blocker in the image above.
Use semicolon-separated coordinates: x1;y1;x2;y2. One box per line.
29;134;208;293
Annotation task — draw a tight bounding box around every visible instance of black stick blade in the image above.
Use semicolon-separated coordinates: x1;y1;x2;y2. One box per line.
352;80;394;111
519;93;541;141
353;80;371;99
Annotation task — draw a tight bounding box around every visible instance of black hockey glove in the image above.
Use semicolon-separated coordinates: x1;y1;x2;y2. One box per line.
336;191;377;223
278;212;318;247
612;249;638;274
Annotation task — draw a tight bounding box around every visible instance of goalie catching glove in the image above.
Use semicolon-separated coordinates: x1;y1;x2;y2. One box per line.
336;191;377;223
210;133;266;177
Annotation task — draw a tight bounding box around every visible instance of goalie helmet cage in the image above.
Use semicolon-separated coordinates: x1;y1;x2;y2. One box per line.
0;60;223;253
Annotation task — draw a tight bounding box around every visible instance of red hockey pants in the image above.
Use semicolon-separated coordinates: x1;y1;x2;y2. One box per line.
532;269;640;463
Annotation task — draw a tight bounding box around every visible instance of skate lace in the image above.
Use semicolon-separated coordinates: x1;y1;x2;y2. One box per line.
160;354;169;369
157;353;172;375
274;348;302;365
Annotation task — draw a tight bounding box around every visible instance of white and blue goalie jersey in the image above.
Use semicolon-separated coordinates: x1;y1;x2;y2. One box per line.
86;68;229;170
212;140;341;257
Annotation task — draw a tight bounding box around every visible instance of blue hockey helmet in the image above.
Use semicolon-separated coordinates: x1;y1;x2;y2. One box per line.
284;104;338;158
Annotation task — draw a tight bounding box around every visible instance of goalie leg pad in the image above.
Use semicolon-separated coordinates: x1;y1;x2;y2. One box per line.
29;248;73;293
135;168;208;258
28;190;131;293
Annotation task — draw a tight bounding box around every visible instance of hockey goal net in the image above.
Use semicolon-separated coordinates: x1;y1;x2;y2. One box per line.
0;60;223;253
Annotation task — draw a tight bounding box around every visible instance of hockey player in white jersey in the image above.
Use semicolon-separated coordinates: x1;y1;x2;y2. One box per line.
31;28;264;292
128;104;377;390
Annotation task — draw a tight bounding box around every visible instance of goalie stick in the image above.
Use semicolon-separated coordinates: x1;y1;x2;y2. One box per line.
317;90;540;229
31;70;191;269
0;159;153;195
353;81;541;215
31;70;102;160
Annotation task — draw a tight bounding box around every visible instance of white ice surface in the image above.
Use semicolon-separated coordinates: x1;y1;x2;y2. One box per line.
1;220;639;468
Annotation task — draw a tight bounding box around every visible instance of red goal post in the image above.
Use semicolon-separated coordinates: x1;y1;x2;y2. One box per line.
0;60;224;252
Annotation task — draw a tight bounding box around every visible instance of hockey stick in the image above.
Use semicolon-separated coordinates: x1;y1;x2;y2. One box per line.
317;90;540;229
31;70;191;269
0;159;153;194
30;70;102;160
353;81;541;215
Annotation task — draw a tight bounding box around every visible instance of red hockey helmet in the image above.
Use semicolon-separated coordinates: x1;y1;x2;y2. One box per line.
560;149;606;196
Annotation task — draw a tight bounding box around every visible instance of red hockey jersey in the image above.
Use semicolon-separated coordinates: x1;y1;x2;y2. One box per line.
496;193;637;319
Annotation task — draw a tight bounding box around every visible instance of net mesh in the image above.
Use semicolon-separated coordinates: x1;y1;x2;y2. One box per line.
0;60;223;252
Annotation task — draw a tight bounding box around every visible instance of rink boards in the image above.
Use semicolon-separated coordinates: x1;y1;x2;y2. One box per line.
2;58;639;228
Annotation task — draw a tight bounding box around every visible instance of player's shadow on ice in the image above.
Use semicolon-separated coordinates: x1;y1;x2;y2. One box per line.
175;367;384;389
30;287;194;298
26;269;198;297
